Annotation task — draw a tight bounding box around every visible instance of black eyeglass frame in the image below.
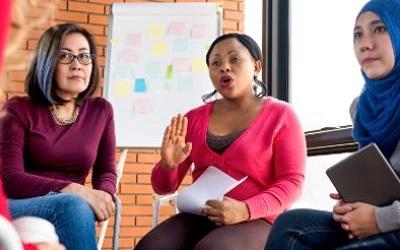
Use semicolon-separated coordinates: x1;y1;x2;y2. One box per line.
58;52;95;65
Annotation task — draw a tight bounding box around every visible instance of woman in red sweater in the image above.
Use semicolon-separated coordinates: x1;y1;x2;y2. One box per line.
135;33;306;250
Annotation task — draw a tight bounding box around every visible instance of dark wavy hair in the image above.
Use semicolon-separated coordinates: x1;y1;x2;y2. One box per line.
202;33;266;102
25;23;99;106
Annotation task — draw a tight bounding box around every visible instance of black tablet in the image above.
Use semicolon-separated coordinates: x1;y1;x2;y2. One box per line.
326;143;400;206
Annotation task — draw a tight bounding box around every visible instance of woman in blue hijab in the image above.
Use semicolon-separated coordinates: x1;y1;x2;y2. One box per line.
264;0;400;249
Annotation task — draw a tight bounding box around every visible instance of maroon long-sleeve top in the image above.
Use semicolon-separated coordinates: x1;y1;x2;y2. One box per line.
0;96;117;198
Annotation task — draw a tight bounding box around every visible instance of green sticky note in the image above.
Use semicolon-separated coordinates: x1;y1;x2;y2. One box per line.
165;64;173;80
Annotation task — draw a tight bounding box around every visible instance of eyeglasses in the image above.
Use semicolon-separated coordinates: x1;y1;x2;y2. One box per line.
58;52;95;65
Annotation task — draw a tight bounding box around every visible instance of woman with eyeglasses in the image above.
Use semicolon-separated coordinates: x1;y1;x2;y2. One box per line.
0;23;117;250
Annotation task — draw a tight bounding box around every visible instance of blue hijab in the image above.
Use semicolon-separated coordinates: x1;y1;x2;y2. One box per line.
353;0;400;159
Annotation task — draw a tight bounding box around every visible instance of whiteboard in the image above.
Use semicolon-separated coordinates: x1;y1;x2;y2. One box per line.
104;3;221;147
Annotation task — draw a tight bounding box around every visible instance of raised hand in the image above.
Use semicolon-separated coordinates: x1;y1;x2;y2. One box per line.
201;196;250;225
61;183;115;222
160;114;192;170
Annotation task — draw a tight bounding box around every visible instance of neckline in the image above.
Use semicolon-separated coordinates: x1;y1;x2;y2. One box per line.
204;97;270;158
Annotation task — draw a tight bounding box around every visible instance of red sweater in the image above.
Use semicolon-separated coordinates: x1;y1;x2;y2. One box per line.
0;96;117;198
0;181;37;250
0;0;11;71
152;97;306;223
0;1;36;250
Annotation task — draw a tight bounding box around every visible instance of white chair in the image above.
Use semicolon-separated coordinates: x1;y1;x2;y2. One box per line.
97;148;128;250
152;192;179;228
152;164;195;228
0;215;23;250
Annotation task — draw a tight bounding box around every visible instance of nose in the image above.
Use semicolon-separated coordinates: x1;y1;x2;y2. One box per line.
70;57;82;70
219;61;231;72
358;34;374;52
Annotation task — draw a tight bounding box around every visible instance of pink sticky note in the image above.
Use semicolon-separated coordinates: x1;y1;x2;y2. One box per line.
191;24;209;39
125;33;142;47
119;49;136;63
173;58;191;72
168;22;186;36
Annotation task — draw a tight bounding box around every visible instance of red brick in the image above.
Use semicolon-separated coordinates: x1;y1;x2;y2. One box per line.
224;10;244;20
121;184;153;194
31;0;67;10
137;174;150;184
136;194;153;205
125;152;138;163
7;71;26;81
135;216;152;226
238;21;244;31
120;173;137;184
125;163;154;174
68;1;105;14
176;0;206;2
137;153;160;163
122;205;153;216
89;0;117;3
97;55;106;66
55;10;88;23
80;23;105;35
4;82;25;92
239;2;244;11
223;1;238;10
94;35;108;46
89;14;109;25
28;40;38;50
26;29;46;40
119;194;136;205
222;19;238;30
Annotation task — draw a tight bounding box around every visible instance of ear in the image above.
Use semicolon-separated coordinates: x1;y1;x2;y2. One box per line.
254;60;262;76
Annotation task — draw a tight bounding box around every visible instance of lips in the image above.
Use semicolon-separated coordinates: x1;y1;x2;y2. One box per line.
68;75;85;80
362;57;378;66
219;75;233;88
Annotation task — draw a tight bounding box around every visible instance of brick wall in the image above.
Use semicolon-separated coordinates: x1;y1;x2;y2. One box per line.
2;0;244;249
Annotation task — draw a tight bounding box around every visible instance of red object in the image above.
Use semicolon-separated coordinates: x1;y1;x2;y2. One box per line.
0;0;12;70
0;1;37;249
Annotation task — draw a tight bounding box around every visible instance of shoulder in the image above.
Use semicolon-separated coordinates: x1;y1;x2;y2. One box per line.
265;97;297;117
1;96;41;125
185;102;211;120
350;97;359;122
3;96;34;111
2;96;41;118
83;97;113;113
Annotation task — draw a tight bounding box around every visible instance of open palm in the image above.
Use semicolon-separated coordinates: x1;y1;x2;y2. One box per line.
161;114;192;169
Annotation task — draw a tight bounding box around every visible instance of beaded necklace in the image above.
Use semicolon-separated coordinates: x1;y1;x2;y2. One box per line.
49;104;80;125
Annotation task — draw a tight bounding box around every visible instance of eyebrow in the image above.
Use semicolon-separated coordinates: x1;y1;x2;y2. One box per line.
354;19;384;31
211;50;241;58
60;47;90;52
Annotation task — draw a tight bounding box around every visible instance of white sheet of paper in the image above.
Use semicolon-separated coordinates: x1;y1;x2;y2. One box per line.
176;166;248;215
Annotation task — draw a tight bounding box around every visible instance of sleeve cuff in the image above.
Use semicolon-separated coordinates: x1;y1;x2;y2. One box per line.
375;201;400;233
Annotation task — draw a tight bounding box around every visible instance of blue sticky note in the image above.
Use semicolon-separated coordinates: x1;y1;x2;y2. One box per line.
134;78;146;93
172;38;189;52
114;66;132;79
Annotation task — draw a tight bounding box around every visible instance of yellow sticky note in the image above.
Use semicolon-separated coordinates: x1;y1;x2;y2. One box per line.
192;58;207;72
115;81;131;97
110;39;120;45
149;25;164;38
152;42;167;57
